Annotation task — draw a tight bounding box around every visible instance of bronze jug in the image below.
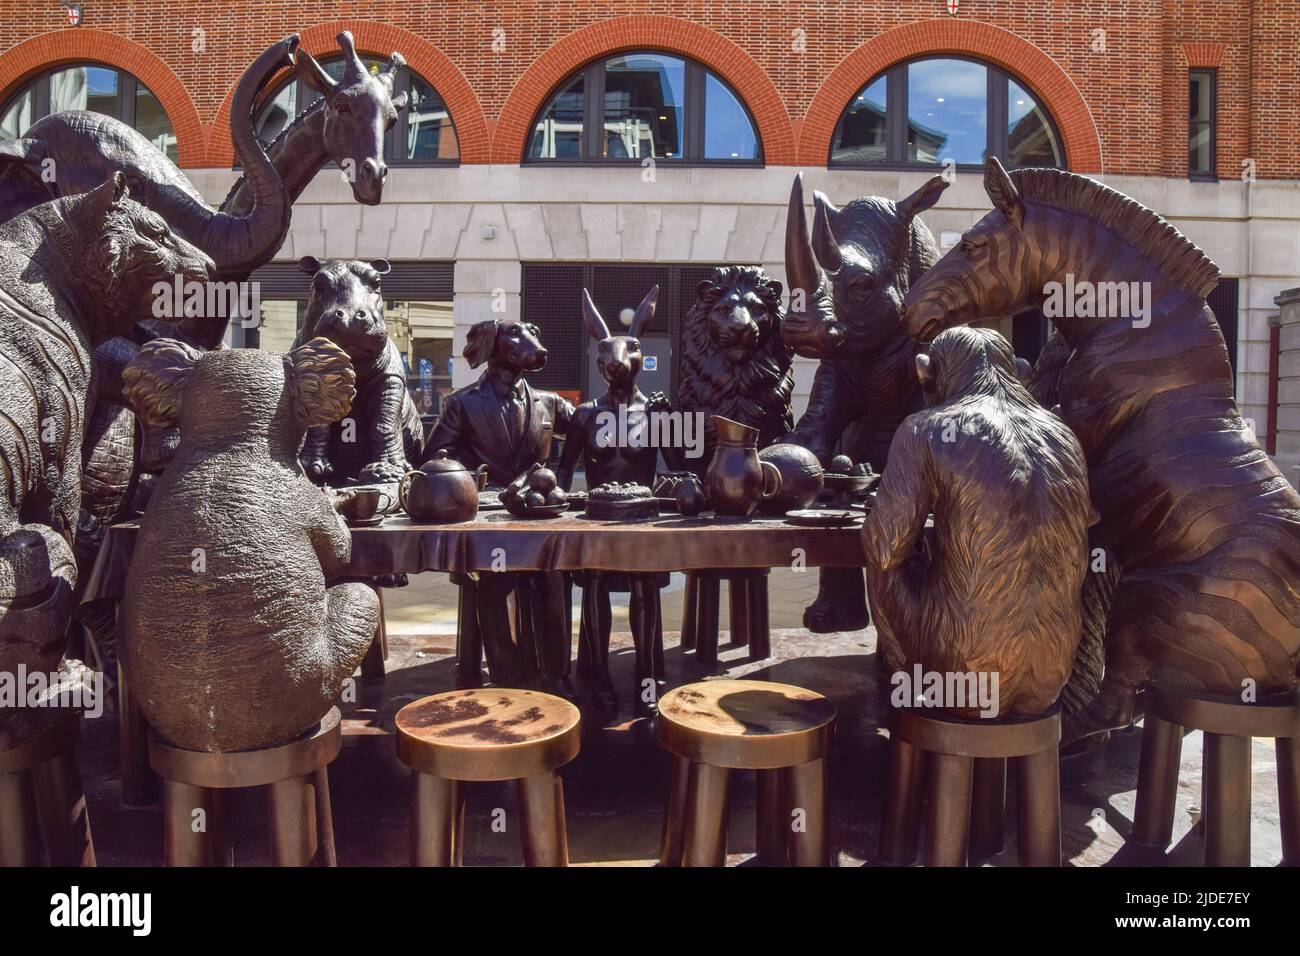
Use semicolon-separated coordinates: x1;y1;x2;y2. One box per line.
399;450;488;523
706;416;781;517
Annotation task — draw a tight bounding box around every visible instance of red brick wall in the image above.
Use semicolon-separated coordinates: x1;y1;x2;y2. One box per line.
0;0;1291;177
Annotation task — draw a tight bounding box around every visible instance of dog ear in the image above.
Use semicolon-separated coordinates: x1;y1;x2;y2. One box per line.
123;338;203;427
463;319;500;369
288;337;356;428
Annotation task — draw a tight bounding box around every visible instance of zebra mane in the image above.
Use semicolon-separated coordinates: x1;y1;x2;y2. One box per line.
1009;168;1221;299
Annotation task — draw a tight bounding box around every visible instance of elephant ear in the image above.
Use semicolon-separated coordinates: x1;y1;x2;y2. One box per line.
122;338;202;427
287;337;356;428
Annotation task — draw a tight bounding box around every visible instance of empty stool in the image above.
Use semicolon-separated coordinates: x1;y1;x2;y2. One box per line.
657;679;835;866
1132;684;1300;866
680;569;771;667
878;707;1061;867
148;707;341;866
396;688;580;866
0;711;96;867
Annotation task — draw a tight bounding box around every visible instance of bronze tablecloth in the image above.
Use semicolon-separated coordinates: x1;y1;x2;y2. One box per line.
81;513;866;604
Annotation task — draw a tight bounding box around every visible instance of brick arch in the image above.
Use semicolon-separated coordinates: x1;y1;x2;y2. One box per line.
799;19;1103;173
0;29;205;167
493;15;795;165
207;20;490;166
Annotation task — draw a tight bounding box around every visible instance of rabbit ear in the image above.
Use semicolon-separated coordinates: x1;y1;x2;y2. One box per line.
629;285;659;338
581;288;611;341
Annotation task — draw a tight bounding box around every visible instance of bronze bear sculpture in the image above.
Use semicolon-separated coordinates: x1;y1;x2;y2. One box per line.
295;256;422;486
0;173;214;738
120;338;379;752
864;327;1093;718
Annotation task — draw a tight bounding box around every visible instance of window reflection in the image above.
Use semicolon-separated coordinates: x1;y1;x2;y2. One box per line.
529;72;584;159
602;54;684;159
831;75;887;164
907;59;987;165
703;72;758;160
1007;79;1061;167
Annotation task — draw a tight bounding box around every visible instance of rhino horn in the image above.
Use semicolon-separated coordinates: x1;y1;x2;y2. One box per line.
784;173;823;298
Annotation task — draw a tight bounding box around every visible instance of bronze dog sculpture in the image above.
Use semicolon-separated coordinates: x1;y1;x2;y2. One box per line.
864;327;1093;717
783;172;949;633
904;157;1300;739
422;318;574;696
120;339;378;752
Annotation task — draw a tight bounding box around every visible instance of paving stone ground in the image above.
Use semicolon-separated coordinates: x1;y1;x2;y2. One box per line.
77;568;1289;866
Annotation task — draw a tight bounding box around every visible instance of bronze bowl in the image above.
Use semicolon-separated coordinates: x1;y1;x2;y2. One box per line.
757;443;825;515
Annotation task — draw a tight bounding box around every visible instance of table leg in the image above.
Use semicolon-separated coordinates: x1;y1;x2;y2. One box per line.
455;580;483;688
118;661;158;808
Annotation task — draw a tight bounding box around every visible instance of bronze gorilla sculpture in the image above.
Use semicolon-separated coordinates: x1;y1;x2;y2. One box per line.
0;174;214;737
120;339;379;752
864;327;1093;717
295;256;422;486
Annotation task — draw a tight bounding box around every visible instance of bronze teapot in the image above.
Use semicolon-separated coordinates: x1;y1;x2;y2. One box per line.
400;450;488;523
707;416;781;517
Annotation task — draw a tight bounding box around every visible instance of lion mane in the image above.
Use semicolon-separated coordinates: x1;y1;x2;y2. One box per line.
679;265;794;459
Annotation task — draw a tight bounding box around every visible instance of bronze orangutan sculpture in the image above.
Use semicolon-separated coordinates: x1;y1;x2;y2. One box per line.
864;327;1093;717
120;338;378;752
904;157;1300;739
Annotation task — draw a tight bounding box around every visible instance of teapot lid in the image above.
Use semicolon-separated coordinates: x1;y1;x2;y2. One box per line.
423;449;472;474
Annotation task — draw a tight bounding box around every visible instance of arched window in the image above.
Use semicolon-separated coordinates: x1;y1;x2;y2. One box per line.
255;57;459;163
526;52;761;164
830;56;1064;170
0;64;177;161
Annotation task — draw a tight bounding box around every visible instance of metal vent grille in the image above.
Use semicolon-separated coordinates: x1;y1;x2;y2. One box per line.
249;260;454;300
1206;277;1240;379
520;263;586;395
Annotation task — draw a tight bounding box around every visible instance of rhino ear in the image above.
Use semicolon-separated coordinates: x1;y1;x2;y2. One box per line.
298;255;322;275
123;338;202;427
288;337;356;428
898;174;949;224
984;156;1023;228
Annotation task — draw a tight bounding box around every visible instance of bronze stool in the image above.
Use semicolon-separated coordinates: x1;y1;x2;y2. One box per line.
0;711;96;866
1132;685;1300;866
657;679;836;866
396;688;581;866
680;569;772;666
148;707;341;866
878;707;1061;867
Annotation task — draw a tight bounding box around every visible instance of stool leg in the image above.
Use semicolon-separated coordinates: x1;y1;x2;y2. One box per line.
695;575;720;669
1203;733;1251;866
517;771;568;867
728;573;750;647
410;772;461;866
786;758;829;867
1015;747;1061;866
267;774;318;867
207;789;233;866
653;591;666;676
456;581;483;688
923;752;973;867
658;755;691;866
755;768;788;865
680;573;698;650
970;757;1006;856
377;589;389;659
1132;713;1183;848
682;763;730;866
0;770;41;866
878;737;924;865
118;661;158;808
163;779;215;867
1277;736;1300;866
311;767;336;867
32;749;96;867
748;572;771;660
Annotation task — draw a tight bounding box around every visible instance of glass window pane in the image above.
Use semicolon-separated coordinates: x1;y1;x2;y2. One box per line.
406;74;459;161
1006;79;1061;168
602;53;684;159
528;72;584;159
702;72;758;160
134;83;178;163
0;88;33;140
1189;72;1213;123
50;65;118;116
831;75;887;164
1189;123;1213;173
255;82;296;150
906;58;987;165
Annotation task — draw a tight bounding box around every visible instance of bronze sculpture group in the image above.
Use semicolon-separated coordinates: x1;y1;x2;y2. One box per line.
3;31;1298;868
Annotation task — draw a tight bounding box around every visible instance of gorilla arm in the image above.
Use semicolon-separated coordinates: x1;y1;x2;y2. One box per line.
784;360;862;464
862;424;933;671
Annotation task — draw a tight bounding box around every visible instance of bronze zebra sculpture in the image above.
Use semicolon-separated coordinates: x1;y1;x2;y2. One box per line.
904;158;1300;740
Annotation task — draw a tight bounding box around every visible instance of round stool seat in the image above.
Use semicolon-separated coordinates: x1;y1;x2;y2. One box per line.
148;708;342;789
892;706;1060;759
396;689;580;782
1145;684;1300;738
657;679;836;770
0;709;80;774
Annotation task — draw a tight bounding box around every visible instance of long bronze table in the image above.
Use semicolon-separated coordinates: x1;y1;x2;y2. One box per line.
82;511;866;806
